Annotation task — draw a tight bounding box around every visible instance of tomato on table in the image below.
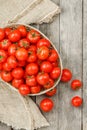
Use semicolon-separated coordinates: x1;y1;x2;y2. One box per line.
19;84;30;95
0;39;11;50
1;71;13;82
12;78;24;89
0;28;5;41
46;88;57;96
7;55;18;69
30;85;41;94
26;75;37;86
18;38;30;49
71;96;82;107
17;25;27;37
71;79;82;90
61;68;72;82
50;67;61;79
37;38;51;48
0;50;7;63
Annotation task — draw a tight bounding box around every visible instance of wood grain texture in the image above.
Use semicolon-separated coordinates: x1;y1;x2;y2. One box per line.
0;123;11;130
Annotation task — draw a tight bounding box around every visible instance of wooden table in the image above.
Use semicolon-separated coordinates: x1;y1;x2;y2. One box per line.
0;0;87;130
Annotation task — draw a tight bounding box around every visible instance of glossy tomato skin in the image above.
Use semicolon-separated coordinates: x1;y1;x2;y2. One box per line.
8;29;21;42
26;75;37;86
27;29;40;44
71;96;82;107
50;67;61;79
4;27;11;37
0;39;11;50
0;28;5;41
36;73;49;85
48;49;58;62
18;38;30;49
11;67;24;79
61;68;72;82
19;84;30;95
44;78;54;89
40;61;53;73
12;78;24;89
26;63;39;75
0;63;3;70
71;79;82;90
7;56;18;69
28;45;37;52
8;44;18;56
46;88;57;96
27;51;37;63
1;71;13;82
17;25;27;37
30;85;41;94
3;62;12;71
0;50;7;63
37;46;49;60
37;38;50;48
16;48;28;61
51;61;58;67
40;98;54;112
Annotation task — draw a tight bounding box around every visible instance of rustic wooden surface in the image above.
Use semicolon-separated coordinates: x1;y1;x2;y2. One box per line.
0;0;86;130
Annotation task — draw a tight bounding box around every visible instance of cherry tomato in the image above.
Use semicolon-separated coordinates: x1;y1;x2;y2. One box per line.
12;78;24;89
40;61;53;73
11;67;24;79
26;63;39;75
0;28;5;41
30;85;41;94
37;46;49;60
51;61;58;67
61;68;72;82
0;63;3;70
18;38;30;49
37;72;49;85
27;29;40;44
26;75;37;86
40;98;54;112
37;38;51;48
4;27;11;37
19;84;30;95
71;96;82;107
16;48;28;61
3;62;12;71
0;50;7;63
44;78;54;89
46;88;57;96
28;45;37;52
71;79;82;90
7;56;18;69
17;25;27;37
50;67;61;79
18;60;26;67
8;44;18;56
8;29;21;42
0;39;11;50
48;49;58;62
1;71;13;82
27;51;37;63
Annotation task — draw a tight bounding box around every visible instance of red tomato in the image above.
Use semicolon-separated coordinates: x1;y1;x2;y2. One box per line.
51;61;58;67
18;60;26;67
4;27;11;37
3;62;12;71
27;51;37;63
0;63;3;70
26;75;37;86
16;48;28;61
0;50;7;63
40;98;54;112
28;45;37;52
61;68;72;82
27;29;40;44
17;25;27;37
50;67;61;79
46;88;57;96
1;71;13;82
48;49;58;62
0;28;5;41
11;67;24;79
44;78;54;89
37;38;51;48
71;79;82;90
40;61;53;73
12;78;24;89
8;44;18;56
8;29;21;42
71;96;82;107
0;39;11;50
26;63;39;75
18;38;30;49
30;85;41;94
37;72;49;85
37;46;49;60
19;84;30;95
7;56;18;68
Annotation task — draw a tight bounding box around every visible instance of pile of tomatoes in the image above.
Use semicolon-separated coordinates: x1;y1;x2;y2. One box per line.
0;25;61;97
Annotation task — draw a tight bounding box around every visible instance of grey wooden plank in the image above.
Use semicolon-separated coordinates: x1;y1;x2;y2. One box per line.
59;0;82;130
0;123;11;130
36;0;60;130
83;0;87;129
